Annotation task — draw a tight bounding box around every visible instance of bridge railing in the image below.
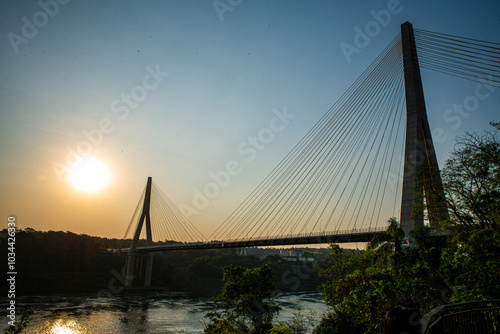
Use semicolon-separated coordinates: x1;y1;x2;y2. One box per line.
422;300;500;334
213;226;387;244
118;226;387;252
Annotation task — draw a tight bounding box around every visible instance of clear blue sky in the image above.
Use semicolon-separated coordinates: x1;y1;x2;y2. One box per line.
1;0;499;239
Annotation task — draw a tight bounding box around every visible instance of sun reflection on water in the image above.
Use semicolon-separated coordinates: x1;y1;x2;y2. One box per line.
50;320;84;334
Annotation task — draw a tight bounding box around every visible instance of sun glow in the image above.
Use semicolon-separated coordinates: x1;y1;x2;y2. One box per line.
50;319;84;334
68;157;110;193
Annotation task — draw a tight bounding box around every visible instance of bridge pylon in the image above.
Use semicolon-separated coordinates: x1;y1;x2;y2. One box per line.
400;22;449;237
125;176;154;288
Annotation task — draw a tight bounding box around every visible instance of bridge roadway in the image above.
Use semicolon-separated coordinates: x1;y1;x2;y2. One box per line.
119;227;386;253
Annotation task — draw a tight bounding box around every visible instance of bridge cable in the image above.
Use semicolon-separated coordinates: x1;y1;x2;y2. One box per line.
208;33;406;242
123;184;147;239
414;28;500;87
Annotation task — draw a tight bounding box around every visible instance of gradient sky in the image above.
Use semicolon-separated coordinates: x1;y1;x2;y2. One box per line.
1;0;499;240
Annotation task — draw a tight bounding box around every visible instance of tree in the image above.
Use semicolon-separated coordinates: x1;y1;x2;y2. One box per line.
3;310;33;334
313;308;366;334
317;218;447;333
442;228;500;302
442;122;500;229
270;311;316;334
204;263;280;334
367;217;405;256
317;247;394;333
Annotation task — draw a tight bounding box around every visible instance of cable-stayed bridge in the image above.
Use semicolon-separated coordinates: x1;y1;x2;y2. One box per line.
119;22;500;287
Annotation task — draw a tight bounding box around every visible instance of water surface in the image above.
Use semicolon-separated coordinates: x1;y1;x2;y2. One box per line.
1;292;329;333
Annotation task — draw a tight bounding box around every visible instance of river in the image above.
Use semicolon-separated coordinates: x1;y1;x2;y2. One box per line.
1;292;329;333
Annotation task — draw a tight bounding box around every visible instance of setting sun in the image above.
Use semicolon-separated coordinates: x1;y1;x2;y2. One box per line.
68;157;110;193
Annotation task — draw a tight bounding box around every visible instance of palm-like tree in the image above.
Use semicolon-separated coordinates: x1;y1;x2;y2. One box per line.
367;217;405;255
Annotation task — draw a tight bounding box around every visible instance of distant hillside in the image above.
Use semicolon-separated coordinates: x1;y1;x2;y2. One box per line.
0;228;327;296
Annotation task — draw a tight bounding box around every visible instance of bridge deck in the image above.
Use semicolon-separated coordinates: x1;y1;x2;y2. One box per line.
119;227;386;253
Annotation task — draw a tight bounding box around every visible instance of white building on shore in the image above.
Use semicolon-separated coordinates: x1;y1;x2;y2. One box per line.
238;248;315;262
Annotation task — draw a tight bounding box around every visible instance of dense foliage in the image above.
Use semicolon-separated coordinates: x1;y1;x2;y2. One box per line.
313;221;500;333
204;263;280;333
200;222;500;333
1;229;124;295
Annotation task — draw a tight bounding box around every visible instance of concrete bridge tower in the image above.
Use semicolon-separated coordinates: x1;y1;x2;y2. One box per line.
124;177;154;288
400;22;449;236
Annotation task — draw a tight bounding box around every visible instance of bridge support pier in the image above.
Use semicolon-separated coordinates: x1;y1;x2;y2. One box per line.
144;253;154;288
124;254;135;287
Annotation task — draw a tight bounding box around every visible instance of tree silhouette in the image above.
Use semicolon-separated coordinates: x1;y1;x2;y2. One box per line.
367;217;405;256
204;263;279;333
442;122;499;229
